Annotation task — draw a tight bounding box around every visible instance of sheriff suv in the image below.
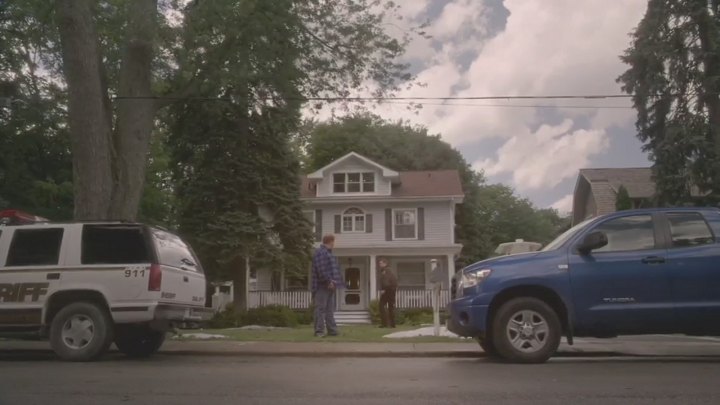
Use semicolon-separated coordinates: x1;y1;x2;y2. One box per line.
0;210;212;361
449;207;720;363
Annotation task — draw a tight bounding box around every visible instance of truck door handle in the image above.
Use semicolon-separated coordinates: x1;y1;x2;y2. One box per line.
47;273;60;280
641;256;665;264
183;276;189;282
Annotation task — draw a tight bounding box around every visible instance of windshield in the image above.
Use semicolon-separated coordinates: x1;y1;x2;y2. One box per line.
541;217;596;252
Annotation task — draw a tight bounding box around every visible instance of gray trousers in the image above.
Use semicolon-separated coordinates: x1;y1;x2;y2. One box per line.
313;287;337;335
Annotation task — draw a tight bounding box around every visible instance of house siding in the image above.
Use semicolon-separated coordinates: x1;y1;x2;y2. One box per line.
309;201;454;247
315;157;392;197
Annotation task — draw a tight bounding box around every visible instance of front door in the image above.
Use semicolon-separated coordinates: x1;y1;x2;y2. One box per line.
339;263;366;311
568;213;675;335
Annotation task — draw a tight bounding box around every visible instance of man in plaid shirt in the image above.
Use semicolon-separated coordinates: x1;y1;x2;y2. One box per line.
312;234;344;337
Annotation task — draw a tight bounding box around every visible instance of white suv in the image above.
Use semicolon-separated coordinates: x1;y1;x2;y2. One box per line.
0;211;212;361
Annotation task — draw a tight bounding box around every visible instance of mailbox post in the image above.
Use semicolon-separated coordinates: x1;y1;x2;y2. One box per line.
429;258;444;336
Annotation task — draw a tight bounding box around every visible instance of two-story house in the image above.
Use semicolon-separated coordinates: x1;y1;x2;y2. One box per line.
247;152;465;322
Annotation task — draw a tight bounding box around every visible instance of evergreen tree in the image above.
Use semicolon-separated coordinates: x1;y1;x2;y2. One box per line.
615;185;633;211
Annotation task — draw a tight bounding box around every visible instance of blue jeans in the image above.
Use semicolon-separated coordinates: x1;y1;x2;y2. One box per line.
314;287;337;335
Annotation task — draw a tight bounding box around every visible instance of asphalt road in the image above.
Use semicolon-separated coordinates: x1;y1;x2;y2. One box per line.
2;351;720;405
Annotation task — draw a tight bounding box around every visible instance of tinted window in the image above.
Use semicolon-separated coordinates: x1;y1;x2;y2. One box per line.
82;225;150;264
150;228;202;272
592;215;656;253
6;228;64;266
667;212;714;248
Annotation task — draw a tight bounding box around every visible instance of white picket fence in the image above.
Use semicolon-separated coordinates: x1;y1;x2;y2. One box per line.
247;289;451;309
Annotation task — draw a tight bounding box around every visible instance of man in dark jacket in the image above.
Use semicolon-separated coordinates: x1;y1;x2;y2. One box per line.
312;234;344;337
378;258;398;328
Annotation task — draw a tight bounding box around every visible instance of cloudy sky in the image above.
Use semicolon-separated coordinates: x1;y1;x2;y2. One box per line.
319;0;651;214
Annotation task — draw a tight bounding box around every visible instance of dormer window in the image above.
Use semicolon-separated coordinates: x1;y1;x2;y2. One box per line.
333;172;375;193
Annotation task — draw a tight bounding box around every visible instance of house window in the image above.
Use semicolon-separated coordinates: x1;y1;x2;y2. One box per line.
393;208;417;239
333;172;375;193
396;262;425;289
303;210;315;234
342;207;365;233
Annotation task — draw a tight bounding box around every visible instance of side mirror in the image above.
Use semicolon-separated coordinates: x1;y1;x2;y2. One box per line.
576;231;608;254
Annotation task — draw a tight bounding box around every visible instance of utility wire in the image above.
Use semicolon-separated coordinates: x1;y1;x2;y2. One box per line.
111;94;637;102
380;100;633;109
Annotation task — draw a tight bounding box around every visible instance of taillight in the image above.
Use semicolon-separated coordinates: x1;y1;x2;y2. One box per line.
149;264;162;291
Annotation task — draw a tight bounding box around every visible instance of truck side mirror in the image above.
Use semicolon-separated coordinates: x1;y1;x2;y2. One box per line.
577;231;608;254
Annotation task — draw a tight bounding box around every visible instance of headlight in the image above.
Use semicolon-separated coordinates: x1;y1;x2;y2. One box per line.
459;269;492;289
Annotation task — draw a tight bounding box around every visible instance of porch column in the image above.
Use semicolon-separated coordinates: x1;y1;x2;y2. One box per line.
369;254;377;300
446;254;455;289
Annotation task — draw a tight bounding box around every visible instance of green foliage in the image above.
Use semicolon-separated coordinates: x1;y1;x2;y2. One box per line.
295;309;314;325
615;185;633;211
244;305;300;328
618;1;720;205
208;305;301;328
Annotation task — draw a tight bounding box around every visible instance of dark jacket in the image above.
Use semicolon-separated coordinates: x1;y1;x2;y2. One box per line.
379;269;398;291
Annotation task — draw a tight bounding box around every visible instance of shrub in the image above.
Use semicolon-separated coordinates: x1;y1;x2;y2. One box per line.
208;305;242;329
295;309;314;325
369;299;381;324
243;305;299;327
402;308;433;326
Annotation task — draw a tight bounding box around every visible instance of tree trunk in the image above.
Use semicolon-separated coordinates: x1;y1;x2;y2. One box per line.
232;256;249;312
56;0;114;220
110;0;159;221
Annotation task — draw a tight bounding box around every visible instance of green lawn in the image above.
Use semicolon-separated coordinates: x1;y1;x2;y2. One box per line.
178;325;474;343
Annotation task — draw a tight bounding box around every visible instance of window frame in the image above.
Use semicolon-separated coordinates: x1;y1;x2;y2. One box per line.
341;207;366;233
5;227;66;267
331;172;376;194
580;213;660;254
303;210;316;235
392;208;418;240
394;260;427;289
664;211;716;249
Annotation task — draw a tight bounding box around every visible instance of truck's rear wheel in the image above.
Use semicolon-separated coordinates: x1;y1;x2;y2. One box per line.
491;297;561;364
115;325;166;358
49;302;113;362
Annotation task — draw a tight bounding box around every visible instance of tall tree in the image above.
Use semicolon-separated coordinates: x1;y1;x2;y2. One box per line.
615;185;633;211
619;0;720;205
4;0;417;220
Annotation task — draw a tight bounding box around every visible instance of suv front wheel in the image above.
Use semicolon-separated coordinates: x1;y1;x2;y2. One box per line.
114;325;166;358
49;302;114;362
491;297;561;363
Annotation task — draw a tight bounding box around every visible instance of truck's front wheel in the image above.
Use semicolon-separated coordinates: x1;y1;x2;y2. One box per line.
491;297;561;363
114;325;166;358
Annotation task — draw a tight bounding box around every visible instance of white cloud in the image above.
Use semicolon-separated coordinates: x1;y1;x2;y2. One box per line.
551;194;574;215
307;0;649;198
474;119;610;191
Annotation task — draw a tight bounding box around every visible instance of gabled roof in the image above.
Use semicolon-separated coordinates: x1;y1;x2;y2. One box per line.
306;152;399;180
579;168;655;198
300;170;464;199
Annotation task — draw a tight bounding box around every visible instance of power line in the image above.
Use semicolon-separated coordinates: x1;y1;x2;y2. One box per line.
112;93;636;102
380;101;633;109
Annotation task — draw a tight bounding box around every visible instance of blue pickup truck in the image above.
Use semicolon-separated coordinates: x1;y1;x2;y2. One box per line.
448;207;720;363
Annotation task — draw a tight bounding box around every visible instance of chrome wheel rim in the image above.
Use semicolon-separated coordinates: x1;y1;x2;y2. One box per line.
61;314;95;350
506;310;549;353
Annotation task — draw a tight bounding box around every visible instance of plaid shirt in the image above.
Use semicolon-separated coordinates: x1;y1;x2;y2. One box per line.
311;245;344;292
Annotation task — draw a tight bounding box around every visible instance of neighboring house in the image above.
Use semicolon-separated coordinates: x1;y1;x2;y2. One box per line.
248;152;465;320
571;167;704;225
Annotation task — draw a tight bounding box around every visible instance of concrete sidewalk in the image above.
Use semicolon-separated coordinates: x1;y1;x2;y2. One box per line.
2;335;720;358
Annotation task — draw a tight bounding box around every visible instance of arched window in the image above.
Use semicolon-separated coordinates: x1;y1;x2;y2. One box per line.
342;207;365;233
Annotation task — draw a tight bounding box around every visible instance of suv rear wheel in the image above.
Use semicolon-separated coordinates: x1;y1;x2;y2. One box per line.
115;325;166;358
49;302;113;362
491;297;561;363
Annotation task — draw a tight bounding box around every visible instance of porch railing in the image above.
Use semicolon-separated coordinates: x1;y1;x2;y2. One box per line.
248;290;312;309
246;290;450;310
393;289;451;309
